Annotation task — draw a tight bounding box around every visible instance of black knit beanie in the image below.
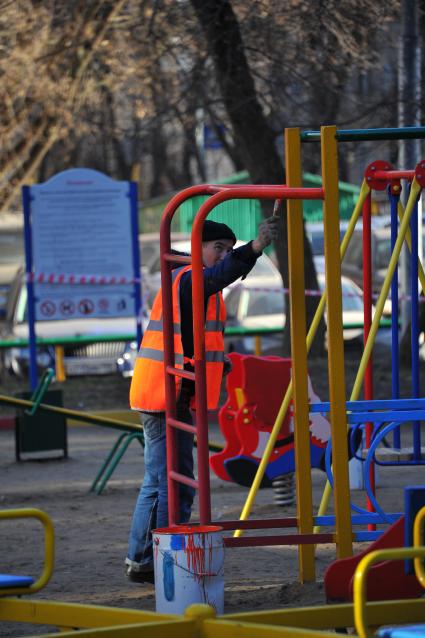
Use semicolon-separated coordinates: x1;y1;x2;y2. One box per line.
202;220;236;245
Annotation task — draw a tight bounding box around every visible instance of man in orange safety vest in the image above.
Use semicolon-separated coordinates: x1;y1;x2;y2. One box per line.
125;217;278;584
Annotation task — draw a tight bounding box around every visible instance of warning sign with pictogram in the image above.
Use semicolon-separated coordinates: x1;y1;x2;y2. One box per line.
60;299;75;316
40;300;56;317
78;299;94;315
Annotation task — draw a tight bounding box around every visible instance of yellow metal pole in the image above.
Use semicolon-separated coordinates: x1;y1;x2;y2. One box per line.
316;178;422;523
234;180;370;538
320;125;352;558
254;335;262;356
285;127;315;581
0;508;54;596
55;345;66;382
413;505;425;587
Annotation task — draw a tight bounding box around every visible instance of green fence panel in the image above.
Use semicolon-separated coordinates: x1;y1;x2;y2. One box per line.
139;171;361;236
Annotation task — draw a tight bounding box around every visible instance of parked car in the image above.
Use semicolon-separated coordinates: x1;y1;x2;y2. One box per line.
0;213;24;321
224;272;370;354
1;269;149;377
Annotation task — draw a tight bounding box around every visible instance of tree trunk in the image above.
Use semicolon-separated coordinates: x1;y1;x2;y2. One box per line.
190;0;325;356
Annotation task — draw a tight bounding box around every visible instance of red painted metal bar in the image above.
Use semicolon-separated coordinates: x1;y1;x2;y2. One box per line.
215;517;298;530
224;533;335;548
362;191;376;530
164;254;191;265
191;185;325;525
167;418;197;435
161;183;325;526
165;366;195;381
169;471;199;489
371;170;415;181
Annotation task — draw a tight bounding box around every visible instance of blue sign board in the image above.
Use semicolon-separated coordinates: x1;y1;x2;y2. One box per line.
22;168;141;389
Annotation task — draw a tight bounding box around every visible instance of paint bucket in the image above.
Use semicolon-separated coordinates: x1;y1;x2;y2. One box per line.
153;525;224;614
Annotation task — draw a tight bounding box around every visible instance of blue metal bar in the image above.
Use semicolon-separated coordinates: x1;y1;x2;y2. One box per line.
22;185;37;391
354;531;383;541
389;189;401;448
129;181;142;350
310;397;425;412
300;126;425;143
410;193;421;460
344;410;425;423
313;513;401;526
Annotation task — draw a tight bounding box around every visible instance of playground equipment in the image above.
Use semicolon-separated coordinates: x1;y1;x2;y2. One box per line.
0;508;54;596
210;352;335;499
325;485;425;604
156;124;425;586
230;128;425;550
156;126;353;584
2;506;425;636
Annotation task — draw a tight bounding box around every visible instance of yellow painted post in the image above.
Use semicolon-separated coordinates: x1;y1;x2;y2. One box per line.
285;127;315;581
254;335;262;356
320;125;352;558
55;345;66;382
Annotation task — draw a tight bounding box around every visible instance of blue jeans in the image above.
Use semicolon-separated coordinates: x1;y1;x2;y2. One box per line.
126;403;195;570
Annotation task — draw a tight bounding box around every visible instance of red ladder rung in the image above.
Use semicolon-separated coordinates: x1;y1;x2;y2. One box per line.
168;417;197;435
169;470;199;490
166;366;195;381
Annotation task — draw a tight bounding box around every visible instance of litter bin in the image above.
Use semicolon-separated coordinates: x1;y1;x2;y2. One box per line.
15;389;67;461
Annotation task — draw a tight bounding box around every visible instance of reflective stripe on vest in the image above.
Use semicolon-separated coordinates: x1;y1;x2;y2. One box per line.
129;265;226;411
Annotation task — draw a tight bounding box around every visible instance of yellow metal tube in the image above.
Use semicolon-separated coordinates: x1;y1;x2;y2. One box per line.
0;508;54;596
234;177;371;537
285;127;315;580
316;178;423;523
54;345;66;382
254;334;262;356
321;125;352;558
413;505;425;587
353;545;425;638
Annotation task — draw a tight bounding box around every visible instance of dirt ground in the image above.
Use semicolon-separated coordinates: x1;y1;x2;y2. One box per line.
0;338;423;636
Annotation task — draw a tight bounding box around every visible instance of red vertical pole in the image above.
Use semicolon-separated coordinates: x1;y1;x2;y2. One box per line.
191;212;212;525
160;212;180;526
362;191;376;529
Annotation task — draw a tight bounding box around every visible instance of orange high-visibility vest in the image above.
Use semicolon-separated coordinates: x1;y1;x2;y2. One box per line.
130;265;226;412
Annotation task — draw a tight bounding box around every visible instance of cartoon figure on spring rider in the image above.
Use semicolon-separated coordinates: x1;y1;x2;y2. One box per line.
210;353;333;487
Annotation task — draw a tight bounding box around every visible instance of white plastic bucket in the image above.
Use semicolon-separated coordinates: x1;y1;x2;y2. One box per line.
153;525;224;614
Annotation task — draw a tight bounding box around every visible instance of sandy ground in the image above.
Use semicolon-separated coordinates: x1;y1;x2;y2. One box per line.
0;337;423;636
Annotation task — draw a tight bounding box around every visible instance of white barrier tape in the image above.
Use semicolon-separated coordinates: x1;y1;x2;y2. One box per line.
231;282;424;303
26;273;142;285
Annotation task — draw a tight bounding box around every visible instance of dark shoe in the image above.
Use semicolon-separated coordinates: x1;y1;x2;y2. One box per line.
125;566;155;584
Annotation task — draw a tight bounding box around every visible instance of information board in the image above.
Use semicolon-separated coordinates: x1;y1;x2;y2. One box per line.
22;168;141;389
29;168;136;320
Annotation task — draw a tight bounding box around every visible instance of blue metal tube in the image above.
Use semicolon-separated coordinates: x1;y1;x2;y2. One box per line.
22;185;38;391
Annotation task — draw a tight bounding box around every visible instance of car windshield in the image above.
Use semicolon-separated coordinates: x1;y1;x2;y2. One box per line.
341;280;363;311
246;289;284;317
